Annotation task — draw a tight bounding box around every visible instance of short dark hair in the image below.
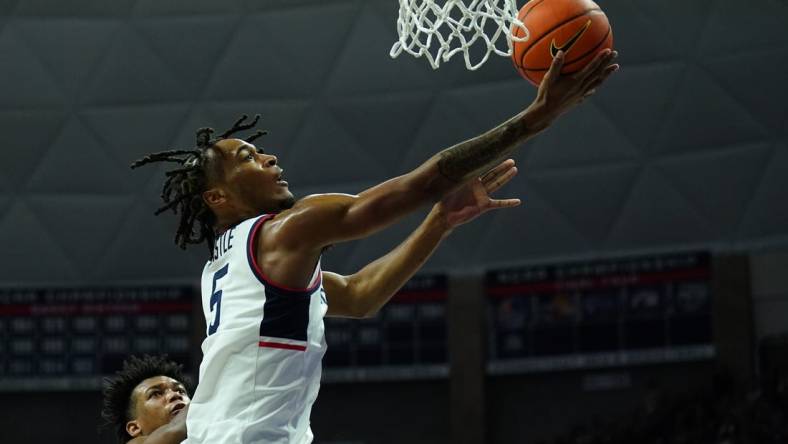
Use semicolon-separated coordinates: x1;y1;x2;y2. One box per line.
101;355;190;444
130;114;267;256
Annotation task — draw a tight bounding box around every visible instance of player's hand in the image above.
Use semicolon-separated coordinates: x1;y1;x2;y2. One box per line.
435;159;521;229
533;48;619;123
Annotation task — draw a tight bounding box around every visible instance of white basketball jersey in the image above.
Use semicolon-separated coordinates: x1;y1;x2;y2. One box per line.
184;214;327;444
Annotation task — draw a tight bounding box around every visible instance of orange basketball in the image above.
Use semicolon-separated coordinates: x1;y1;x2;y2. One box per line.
512;0;614;86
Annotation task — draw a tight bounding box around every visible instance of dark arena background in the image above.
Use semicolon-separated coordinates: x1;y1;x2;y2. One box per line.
1;0;788;443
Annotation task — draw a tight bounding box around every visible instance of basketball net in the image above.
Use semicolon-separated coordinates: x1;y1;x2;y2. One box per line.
390;0;529;70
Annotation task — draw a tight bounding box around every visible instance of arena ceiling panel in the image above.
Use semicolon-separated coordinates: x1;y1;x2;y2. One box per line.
0;0;786;283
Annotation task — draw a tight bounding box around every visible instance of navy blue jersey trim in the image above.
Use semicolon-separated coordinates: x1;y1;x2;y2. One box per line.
258;285;311;342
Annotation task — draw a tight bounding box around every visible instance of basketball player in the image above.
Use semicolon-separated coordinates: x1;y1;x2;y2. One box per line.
101;355;191;444
131;49;618;443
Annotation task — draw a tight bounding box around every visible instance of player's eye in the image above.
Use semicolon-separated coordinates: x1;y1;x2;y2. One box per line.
246;152;255;160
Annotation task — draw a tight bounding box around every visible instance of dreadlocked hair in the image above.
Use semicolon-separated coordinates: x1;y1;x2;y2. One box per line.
130;114;268;256
101;355;191;444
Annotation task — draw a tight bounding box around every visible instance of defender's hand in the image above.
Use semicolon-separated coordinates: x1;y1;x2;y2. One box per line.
532;49;619;125
435;159;521;229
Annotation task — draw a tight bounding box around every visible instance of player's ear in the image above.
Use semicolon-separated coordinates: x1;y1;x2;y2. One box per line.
203;187;226;207
126;419;142;438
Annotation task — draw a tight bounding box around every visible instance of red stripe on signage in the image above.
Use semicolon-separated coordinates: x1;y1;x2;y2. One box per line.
0;305;32;316
488;267;710;297
392;289;447;303
258;341;307;351
0;302;192;316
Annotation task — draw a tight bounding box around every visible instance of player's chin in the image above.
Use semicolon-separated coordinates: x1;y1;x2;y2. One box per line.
278;192;296;211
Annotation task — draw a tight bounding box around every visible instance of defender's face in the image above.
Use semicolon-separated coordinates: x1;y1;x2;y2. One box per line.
210;138;294;216
127;376;190;438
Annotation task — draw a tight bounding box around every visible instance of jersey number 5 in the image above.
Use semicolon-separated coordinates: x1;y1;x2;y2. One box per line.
208;264;229;335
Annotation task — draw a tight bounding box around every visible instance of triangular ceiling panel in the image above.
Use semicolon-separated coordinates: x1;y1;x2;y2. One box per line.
593;60;685;151
203;19;295;100
285;104;388;188
527;163;641;246
651;66;769;155
78;103;191;187
590;0;677;64
524;101;640;171
25;194;133;277
367;0;398;19
14;19;117;102
783;117;788;139
242;0;330;13
253;2;359;92
0;109;67;191
132;0;241;16
0;0;20;36
398;93;477;173
0;27;65;107
0;194;11;220
0;0;19;15
328;92;434;177
474;182;591;264
205;3;358;100
605;167;711;247
134;16;240;96
699;0;788;57
738;141;788;239
14;0;136;17
446;79;537;135
25;116;130;194
84;26;188;106
94;197;205;282
655;142;773;238
0;200;76;282
629;0;717;55
701;48;788;132
325;3;439;95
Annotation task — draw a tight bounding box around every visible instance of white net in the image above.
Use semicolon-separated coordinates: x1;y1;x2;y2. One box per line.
390;0;529;71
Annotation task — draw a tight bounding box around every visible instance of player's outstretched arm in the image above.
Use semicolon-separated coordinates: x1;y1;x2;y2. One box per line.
323;160;520;318
434;48;618;183
127;405;189;444
272;50;617;252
